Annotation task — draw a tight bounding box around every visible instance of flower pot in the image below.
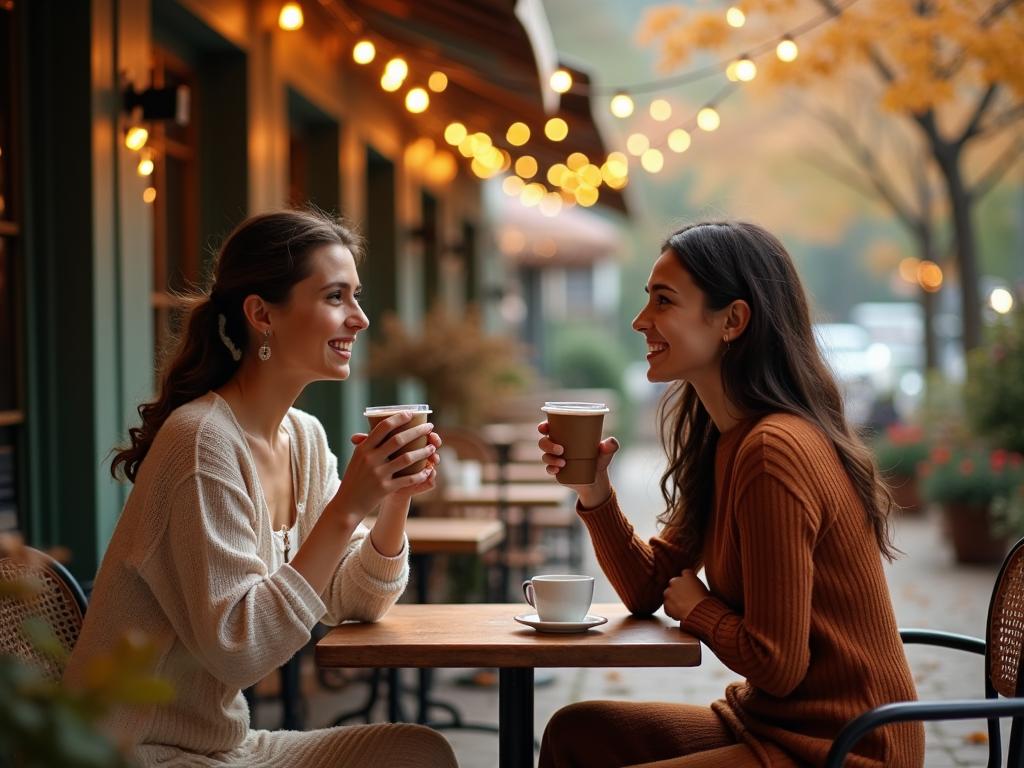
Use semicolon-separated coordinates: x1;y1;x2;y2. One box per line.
944;502;1011;564
886;473;923;514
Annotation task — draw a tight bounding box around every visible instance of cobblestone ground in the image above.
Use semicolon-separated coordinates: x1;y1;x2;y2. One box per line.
298;442;1002;768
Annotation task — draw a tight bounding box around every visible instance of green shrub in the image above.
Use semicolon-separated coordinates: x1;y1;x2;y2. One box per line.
966;302;1024;453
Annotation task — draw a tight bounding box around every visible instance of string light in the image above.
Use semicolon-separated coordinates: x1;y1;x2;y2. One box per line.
137;148;154;176
918;261;943;292
726;7;745;27
278;2;303;31
626;133;649;156
547;163;569;186
539;192;563;217
575;185;599;207
735;57;757;81
444;123;468;145
641;148;664;173
650;99;672;121
544;117;568;141
405;88;429;113
506;122;531;146
503;176;525;196
125;126;148;150
381;73;403;92
567;152;589;171
428;72;448;92
550;70;573;94
697;107;721;131
515;156;538;178
668;129;691;153
521;183;545;207
353;40;375;64
776;37;798;62
143;187;157;203
610;94;634;117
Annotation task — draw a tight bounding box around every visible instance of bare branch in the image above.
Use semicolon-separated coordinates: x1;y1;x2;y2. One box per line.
811;105;920;224
979;0;1024;27
959;84;1001;145
971;137;1024;200
980;102;1024;137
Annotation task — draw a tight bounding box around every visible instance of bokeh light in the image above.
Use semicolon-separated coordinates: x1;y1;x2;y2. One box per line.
405;88;429;113
353;41;375;64
444;122;468;146
507;122;531;146
668;128;691;153
626;133;650;156
544;117;568;141
610;94;634;118
515;156;538;178
697;107;721;131
650;99;672;121
726;7;745;27
428;72;448;92
640;148;664;173
990;288;1014;314
549;70;573;94
279;2;303;30
776;38;798;62
917;261;943;292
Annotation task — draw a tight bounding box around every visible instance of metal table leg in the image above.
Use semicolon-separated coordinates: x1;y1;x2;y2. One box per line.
499;667;534;768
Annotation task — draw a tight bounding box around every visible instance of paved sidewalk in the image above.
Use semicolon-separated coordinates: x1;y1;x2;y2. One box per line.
300;442;1001;768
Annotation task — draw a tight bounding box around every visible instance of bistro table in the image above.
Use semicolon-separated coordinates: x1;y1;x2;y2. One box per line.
315;602;701;768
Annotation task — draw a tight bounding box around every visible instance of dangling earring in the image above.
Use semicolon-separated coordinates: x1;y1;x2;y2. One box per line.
722;333;730;356
259;330;271;361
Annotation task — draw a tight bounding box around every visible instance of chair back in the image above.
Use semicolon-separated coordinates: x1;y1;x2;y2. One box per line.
0;547;88;683
988;537;1024;699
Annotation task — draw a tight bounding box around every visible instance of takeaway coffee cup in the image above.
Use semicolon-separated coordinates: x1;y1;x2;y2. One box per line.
364;404;432;477
522;574;595;623
541;402;610;485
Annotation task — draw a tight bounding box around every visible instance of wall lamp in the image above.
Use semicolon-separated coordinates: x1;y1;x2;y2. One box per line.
123;84;191;126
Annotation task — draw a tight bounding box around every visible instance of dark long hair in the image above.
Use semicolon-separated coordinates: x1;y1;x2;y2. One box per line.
111;208;363;483
655;221;897;561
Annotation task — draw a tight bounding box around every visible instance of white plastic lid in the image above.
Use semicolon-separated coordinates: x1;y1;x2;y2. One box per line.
541;401;609;415
364;404;432;416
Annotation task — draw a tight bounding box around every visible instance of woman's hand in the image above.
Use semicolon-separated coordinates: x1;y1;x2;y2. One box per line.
350;429;441;501
329;412;437;524
537;421;619;509
663;569;711;623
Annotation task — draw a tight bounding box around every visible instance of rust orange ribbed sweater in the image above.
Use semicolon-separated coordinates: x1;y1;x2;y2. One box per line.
578;413;924;768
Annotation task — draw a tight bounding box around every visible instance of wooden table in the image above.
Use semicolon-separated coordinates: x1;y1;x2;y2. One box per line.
442;482;570;508
316;602;701;768
482;462;553;484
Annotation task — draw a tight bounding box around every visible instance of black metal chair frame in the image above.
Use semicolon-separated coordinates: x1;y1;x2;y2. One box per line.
825;537;1024;768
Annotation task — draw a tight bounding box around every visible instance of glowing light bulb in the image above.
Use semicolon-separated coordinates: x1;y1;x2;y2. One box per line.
726;7;745;27
506;122;530;146
428;72;448;92
610;93;634;118
650;99;672;121
444;123;468;146
381;74;403;92
278;2;304;30
125;126;149;150
353;40;375;64
566;152;589;171
990;288;1014;314
405;88;429;113
142;187;157;203
735;58;757;82
549;70;573;94
137;149;154;176
544;117;568;141
776;38;798;62
515;156;538;179
626;133;649;156
668;129;691;153
697;107;721;131
385;58;408;80
640;148;664;173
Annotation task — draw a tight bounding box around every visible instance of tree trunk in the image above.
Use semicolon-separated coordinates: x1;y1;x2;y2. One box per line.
932;142;982;352
915;221;940;371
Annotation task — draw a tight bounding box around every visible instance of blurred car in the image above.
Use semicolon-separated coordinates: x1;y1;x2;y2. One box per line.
813;323;893;426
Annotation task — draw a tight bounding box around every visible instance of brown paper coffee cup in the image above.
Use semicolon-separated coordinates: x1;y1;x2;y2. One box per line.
365;405;432;477
541;402;609;485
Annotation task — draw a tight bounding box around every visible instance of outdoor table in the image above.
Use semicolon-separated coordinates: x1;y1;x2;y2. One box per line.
339;517;506;726
441;482;570;508
482;462;552;483
315;602;701;768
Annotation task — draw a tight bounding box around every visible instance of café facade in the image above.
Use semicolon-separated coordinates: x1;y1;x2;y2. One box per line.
0;0;623;580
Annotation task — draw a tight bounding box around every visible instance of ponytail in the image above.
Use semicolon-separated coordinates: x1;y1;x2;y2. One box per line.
110;208;362;483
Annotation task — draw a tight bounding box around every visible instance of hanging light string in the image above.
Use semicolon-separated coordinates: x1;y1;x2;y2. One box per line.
565;0;860;97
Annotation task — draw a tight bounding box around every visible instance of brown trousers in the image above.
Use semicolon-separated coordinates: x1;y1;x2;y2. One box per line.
538;701;806;768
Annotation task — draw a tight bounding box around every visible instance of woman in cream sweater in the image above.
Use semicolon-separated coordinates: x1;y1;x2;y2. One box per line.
63;209;458;767
537;221;923;768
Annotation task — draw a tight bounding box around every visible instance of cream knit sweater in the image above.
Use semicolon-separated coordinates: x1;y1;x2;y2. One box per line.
63;393;413;764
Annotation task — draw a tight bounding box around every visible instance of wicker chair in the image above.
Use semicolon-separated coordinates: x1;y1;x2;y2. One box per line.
825;536;1024;768
0;546;88;683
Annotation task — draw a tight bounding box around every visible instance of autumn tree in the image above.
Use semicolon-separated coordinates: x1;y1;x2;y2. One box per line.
640;0;1024;352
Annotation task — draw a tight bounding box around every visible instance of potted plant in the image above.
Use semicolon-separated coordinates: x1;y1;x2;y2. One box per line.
368;303;530;426
918;445;1024;563
965;298;1024;454
872;423;929;513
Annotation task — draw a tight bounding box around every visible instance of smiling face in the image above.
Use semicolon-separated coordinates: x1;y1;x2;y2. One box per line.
265;243;368;383
632;250;730;385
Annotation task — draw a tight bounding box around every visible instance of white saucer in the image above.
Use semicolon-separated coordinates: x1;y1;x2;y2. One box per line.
514;613;608;634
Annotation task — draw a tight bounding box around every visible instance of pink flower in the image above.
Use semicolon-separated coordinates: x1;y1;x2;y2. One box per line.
931;446;952;465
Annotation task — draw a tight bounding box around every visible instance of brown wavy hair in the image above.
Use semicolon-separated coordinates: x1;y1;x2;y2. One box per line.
655;221;897;562
111;208;363;483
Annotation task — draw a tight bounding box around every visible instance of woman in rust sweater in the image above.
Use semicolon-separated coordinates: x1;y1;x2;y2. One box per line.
537;221;923;768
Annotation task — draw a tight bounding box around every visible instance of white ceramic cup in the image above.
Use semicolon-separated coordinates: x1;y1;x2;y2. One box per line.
522;574;595;622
